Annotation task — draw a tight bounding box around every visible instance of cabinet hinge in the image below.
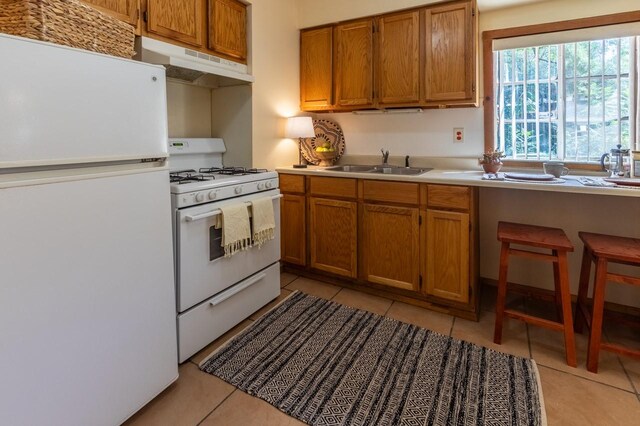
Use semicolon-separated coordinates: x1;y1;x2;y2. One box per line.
419;215;422;226
472;7;475;17
472;83;476;93
419;275;423;287
142;10;148;23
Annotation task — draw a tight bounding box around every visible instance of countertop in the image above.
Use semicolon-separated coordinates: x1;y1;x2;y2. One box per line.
276;166;640;198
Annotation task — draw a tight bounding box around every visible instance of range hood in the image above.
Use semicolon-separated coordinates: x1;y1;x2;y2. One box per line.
135;37;254;87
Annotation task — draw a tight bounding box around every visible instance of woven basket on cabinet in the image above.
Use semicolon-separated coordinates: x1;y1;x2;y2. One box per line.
0;0;135;58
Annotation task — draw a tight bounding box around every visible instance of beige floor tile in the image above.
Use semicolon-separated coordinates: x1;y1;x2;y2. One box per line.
190;320;254;365
603;322;640;393
124;363;234;426
385;301;454;335
285;277;341;300
451;310;531;358
280;271;298;288
200;390;305;426
250;289;293;320
530;326;634;391
538;365;640;425
620;357;640;394
331;288;392;316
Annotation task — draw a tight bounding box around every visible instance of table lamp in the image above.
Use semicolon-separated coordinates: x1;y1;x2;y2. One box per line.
285;116;315;168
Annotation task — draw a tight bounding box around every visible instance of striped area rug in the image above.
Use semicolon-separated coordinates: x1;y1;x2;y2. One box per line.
200;291;546;426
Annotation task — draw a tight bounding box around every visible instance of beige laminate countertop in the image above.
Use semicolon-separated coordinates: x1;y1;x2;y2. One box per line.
276;166;640;198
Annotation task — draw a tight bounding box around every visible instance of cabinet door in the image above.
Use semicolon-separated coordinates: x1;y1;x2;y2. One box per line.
425;209;469;303
147;0;203;47
300;27;333;110
80;0;138;26
334;19;374;108
208;0;247;61
423;1;475;102
309;197;357;278
377;11;420;105
281;194;306;266
361;204;419;291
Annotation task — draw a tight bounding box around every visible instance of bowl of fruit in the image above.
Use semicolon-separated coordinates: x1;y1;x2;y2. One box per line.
314;141;338;167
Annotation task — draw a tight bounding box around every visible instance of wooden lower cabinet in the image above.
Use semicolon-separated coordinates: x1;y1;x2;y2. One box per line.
280;194;306;266
309;197;357;278
424;209;470;304
360;203;420;291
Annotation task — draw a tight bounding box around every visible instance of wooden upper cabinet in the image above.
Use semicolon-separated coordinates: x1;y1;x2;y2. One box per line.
376;11;420;106
423;1;475;103
80;0;138;26
208;0;247;61
334;19;374;108
300;27;333;111
147;0;203;47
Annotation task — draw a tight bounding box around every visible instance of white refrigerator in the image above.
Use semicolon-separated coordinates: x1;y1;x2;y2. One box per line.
0;35;178;425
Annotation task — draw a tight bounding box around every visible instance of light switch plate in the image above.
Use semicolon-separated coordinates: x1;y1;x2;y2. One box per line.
453;127;464;143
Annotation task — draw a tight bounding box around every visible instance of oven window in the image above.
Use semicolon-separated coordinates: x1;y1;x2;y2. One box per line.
209;226;224;261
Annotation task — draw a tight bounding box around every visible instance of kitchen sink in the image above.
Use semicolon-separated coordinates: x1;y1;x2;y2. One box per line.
325;165;377;172
325;164;432;175
369;166;432;175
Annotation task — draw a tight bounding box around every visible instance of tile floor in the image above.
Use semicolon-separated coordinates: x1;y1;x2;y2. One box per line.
125;271;640;425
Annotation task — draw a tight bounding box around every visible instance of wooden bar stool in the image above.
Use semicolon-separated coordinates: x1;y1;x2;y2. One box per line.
574;232;640;373
494;221;577;367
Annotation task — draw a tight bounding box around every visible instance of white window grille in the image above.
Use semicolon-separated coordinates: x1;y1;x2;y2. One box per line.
494;37;637;162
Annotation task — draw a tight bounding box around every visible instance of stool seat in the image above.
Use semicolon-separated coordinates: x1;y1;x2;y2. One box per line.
578;232;640;264
575;232;640;373
494;221;577;367
498;222;574;251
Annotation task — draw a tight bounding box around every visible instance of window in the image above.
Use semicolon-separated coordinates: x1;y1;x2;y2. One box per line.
494;37;637;162
483;14;640;166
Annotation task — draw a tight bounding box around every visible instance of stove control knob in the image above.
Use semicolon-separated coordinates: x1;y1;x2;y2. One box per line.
257;182;265;190
208;191;217;200
195;192;205;202
235;187;243;195
265;181;273;189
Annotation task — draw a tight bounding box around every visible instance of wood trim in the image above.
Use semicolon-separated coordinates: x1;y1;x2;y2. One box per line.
482;10;640;160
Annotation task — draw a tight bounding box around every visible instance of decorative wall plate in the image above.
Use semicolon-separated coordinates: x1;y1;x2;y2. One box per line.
300;119;345;166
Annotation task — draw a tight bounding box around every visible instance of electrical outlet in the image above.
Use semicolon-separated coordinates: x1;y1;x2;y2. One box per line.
453;127;464;143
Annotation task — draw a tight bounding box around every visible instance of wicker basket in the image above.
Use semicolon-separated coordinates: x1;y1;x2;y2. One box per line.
0;0;135;58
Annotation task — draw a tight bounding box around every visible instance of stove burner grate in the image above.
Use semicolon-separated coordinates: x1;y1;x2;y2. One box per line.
170;169;215;184
198;167;269;176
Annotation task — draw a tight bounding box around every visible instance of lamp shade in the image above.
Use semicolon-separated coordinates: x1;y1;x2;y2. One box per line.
285;116;315;139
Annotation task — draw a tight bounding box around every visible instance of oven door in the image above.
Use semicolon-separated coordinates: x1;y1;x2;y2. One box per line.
176;189;281;312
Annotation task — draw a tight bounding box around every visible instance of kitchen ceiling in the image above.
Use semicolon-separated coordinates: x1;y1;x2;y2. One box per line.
478;0;551;12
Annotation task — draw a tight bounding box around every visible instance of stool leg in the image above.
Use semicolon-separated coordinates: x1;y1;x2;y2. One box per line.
574;246;592;334
557;251;577;368
552;249;563;322
587;257;608;373
494;242;510;345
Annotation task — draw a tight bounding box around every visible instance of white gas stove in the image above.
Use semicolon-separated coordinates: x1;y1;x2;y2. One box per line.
169;138;281;363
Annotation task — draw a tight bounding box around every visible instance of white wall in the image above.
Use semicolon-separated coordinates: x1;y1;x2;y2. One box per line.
166;81;212;138
249;0;301;170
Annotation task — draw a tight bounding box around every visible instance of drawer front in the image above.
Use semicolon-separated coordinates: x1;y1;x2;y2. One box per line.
427;184;470;210
363;180;419;205
279;174;305;193
177;263;280;363
309;177;357;199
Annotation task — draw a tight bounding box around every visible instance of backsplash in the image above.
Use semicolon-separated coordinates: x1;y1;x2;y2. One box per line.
319;107;484;158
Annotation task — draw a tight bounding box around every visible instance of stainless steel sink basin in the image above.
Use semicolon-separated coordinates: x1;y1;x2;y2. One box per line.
370;166;432;175
325;164;431;175
325;165;376;172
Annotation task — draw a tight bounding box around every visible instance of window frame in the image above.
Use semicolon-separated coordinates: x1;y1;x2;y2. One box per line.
482;11;640;171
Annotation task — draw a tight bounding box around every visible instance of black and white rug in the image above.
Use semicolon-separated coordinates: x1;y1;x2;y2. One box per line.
200;291;546;426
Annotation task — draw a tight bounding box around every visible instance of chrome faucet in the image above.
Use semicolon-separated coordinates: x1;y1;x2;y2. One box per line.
381;148;390;165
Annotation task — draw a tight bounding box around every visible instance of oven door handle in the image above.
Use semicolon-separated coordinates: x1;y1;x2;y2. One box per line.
184;193;284;222
184;210;222;222
208;272;267;307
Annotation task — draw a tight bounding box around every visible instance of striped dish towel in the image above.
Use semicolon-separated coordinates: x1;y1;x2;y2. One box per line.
251;197;275;248
220;204;251;257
